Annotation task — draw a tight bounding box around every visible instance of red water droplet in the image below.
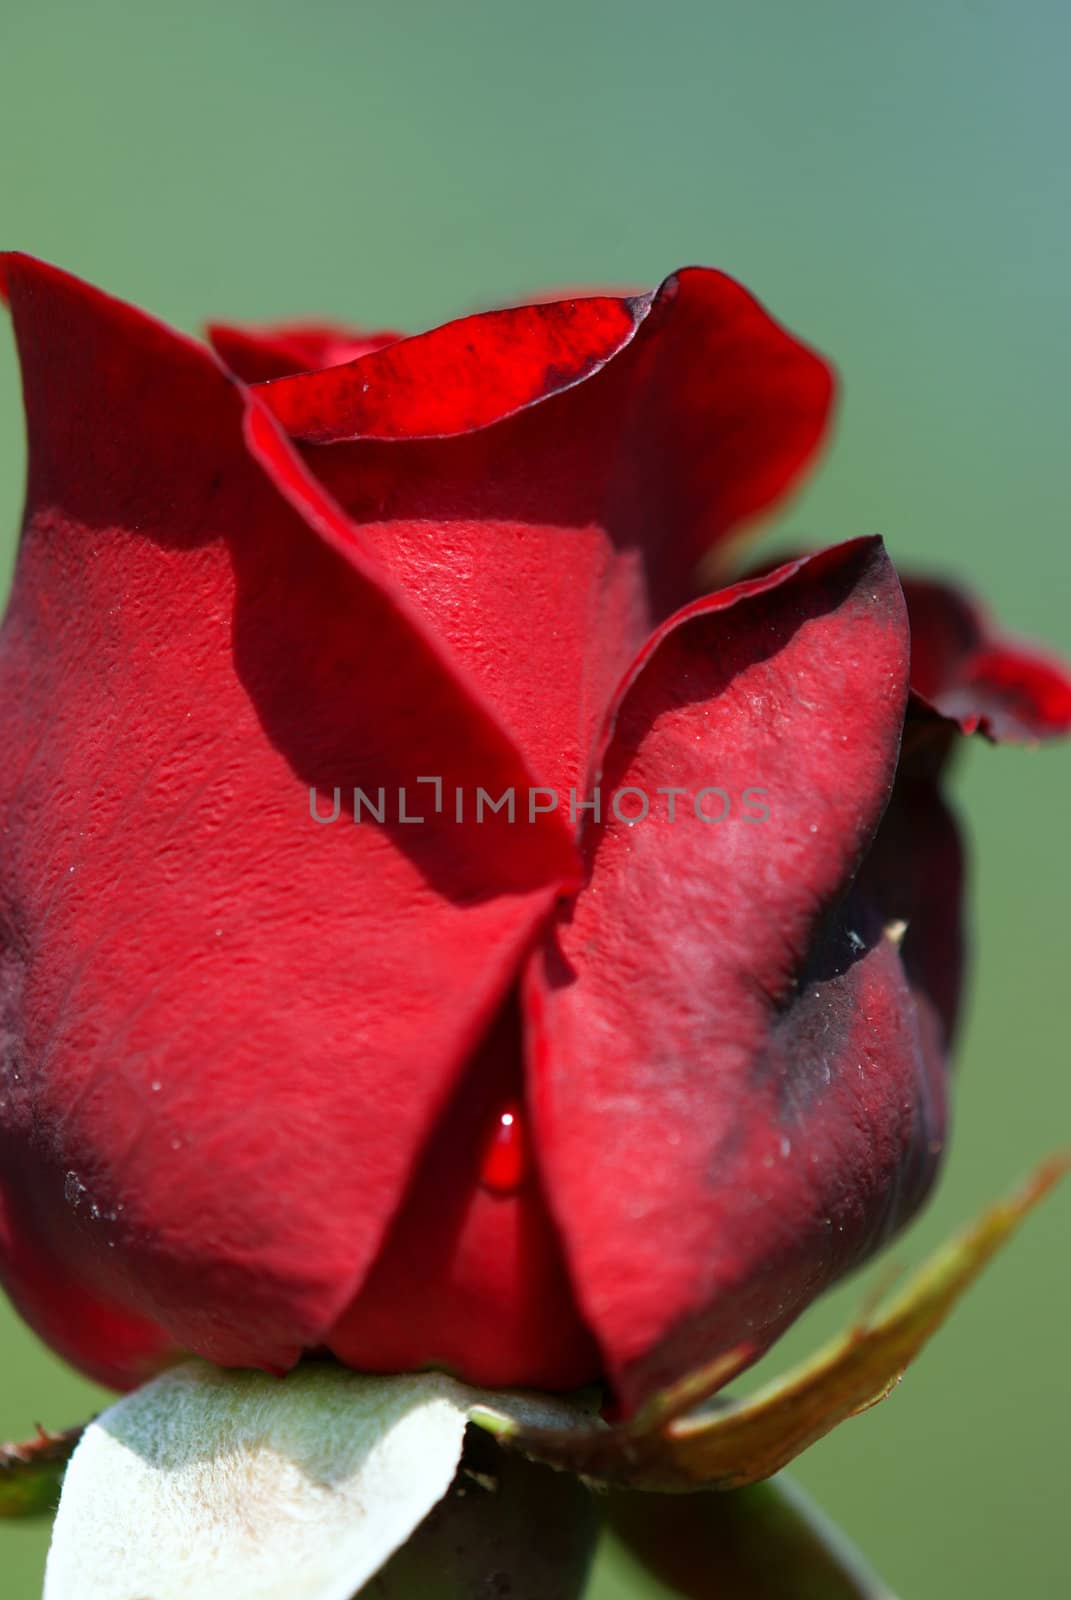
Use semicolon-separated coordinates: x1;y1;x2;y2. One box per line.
479;1101;529;1195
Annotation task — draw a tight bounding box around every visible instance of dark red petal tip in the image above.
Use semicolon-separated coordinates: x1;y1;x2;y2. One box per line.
258;292;652;442
207;320;403;383
904;574;1071;743
631;267;836;550
252;271;835;537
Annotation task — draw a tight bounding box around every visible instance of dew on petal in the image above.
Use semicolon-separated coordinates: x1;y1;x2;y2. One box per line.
479;1102;529;1196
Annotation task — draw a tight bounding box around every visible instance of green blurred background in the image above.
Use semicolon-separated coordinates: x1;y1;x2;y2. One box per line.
0;1;1068;1595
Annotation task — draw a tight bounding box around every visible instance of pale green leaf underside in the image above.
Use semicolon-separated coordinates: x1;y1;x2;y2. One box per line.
44;1361;594;1600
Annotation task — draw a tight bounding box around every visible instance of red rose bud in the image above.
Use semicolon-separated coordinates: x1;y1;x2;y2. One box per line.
0;254;1067;1418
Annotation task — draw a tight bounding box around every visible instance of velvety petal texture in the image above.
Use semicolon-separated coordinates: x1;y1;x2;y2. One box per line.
1;255;1069;1415
0;255;577;1387
526;541;944;1409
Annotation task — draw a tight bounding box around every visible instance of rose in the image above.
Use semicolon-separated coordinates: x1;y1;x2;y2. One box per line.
1;256;1068;1420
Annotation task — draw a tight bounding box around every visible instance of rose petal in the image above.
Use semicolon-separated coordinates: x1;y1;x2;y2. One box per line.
902;574;1071;742
0;253;576;1386
525;539;935;1412
259;293;647;441
329;990;601;1392
736;555;1071;747
857;709;968;1064
0;1192;175;1392
206;320;402;383
255;270;833;798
